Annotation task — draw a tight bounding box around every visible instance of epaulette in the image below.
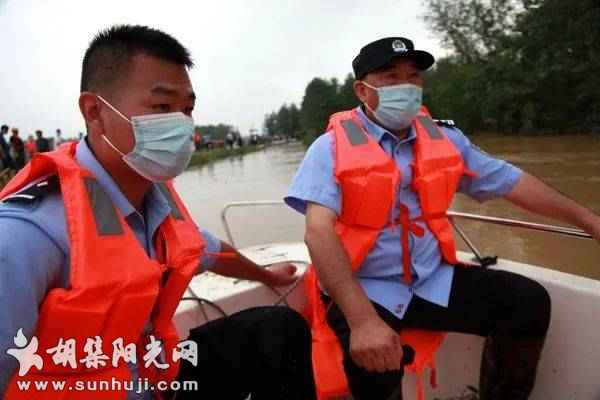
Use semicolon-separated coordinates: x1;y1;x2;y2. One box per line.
433;119;456;127
2;175;60;204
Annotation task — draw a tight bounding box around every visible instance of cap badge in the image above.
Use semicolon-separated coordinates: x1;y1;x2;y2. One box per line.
392;39;407;53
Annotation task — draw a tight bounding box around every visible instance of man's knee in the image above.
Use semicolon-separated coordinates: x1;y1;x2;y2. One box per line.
509;276;552;337
248;306;312;346
343;356;404;400
259;305;309;329
526;279;551;335
267;305;309;326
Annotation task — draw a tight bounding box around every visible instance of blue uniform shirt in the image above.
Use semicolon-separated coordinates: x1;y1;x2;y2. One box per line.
285;107;522;318
0;139;221;399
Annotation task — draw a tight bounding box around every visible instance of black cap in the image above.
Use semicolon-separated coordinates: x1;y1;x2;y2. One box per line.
352;37;435;80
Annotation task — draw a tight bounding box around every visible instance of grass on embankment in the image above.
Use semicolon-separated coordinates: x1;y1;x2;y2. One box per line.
0;145;267;191
187;145;266;169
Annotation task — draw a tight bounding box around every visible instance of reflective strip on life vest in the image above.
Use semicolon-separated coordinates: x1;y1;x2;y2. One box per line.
83;177;123;236
341;119;368;146
156;182;184;220
416;116;443;140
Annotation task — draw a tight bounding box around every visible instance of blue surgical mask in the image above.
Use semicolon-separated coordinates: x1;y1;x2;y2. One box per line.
362;82;423;130
97;95;195;182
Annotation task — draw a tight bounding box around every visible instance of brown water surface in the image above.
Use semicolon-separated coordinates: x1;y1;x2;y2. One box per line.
175;135;600;281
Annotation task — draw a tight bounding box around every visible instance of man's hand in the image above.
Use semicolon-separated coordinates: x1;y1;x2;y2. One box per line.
263;262;298;286
349;316;404;373
211;243;298;285
304;202;405;372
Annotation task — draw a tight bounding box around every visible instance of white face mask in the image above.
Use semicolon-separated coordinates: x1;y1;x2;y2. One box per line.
362;81;423;130
97;95;195;182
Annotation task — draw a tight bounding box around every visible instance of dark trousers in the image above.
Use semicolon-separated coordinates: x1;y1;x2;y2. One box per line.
175;306;316;400
325;265;552;400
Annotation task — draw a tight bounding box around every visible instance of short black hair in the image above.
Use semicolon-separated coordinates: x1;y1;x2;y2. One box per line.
1;125;8;131
80;25;194;94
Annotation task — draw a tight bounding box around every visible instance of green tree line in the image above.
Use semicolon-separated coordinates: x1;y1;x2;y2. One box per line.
424;0;600;134
265;0;600;143
263;74;359;143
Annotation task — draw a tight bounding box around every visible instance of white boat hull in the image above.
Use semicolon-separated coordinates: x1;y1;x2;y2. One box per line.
174;242;600;400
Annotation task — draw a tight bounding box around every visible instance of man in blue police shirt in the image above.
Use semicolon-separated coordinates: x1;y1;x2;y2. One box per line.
285;37;600;400
0;25;316;400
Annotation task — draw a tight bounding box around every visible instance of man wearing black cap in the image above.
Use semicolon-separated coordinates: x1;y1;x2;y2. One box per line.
285;36;600;399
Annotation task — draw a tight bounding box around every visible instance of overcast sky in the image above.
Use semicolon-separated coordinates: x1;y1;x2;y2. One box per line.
0;0;446;138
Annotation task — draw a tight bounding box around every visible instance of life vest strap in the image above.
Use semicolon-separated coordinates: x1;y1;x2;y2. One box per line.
390;208;449;285
393;204;424;284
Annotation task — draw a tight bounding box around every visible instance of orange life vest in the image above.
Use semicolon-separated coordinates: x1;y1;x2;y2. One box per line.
305;107;473;400
1;142;204;400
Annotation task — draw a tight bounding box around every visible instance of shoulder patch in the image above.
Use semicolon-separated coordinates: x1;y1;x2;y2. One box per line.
433;119;456;127
2;176;60;204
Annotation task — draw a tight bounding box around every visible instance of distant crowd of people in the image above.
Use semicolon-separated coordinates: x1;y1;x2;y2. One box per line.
192;131;259;151
0;125;82;171
2;123;263;172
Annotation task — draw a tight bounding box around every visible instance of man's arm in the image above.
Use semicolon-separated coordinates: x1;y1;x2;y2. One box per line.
447;124;600;243
284;132;404;372
0;216;65;397
305;202;404;373
505;172;600;241
208;241;298;286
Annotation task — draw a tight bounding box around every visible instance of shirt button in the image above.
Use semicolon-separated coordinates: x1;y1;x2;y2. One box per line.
394;304;404;314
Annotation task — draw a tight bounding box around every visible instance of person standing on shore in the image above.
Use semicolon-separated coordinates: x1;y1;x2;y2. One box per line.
35;130;50;153
24;135;37;162
0;125;15;170
9;128;25;170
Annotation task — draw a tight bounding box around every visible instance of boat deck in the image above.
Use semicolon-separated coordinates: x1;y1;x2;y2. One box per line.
174;242;600;400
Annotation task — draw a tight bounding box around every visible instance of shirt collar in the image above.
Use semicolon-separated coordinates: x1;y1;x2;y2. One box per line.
75;139;171;219
354;106;416;145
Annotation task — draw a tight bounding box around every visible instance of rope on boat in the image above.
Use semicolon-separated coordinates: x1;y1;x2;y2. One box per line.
182;260;309;323
265;260;309;306
181;285;229;319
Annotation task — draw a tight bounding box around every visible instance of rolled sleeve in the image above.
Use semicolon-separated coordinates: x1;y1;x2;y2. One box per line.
445;127;523;202
284;132;341;215
0;215;65;397
198;229;222;271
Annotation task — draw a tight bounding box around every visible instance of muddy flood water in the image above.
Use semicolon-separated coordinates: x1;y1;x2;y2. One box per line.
175;135;600;281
